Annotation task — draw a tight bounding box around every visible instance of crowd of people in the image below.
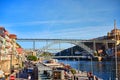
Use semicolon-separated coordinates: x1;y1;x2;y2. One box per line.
23;61;38;80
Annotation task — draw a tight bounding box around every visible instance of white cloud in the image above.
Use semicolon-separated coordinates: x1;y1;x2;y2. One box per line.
1;18;109;27
2;20;82;27
16;25;113;39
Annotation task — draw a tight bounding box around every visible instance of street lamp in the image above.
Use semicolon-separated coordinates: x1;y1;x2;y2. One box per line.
114;20;118;80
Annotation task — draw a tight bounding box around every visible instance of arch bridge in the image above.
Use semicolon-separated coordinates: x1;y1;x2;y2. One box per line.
17;38;115;57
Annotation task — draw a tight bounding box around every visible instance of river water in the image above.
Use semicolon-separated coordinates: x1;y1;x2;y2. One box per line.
58;59;120;80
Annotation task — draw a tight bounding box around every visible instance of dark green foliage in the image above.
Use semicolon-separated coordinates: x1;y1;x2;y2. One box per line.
27;55;37;61
70;68;76;74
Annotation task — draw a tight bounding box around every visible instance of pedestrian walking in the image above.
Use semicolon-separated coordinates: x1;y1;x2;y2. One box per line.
28;74;31;80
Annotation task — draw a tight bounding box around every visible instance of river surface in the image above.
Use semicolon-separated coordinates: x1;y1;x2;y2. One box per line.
58;59;120;80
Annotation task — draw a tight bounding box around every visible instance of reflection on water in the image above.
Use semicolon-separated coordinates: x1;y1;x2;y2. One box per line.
58;60;120;80
117;63;120;80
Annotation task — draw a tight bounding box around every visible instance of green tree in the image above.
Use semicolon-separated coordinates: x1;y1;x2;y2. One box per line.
70;68;76;74
27;55;37;61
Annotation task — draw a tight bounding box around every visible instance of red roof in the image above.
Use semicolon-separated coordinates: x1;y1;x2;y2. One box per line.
17;48;23;54
9;34;17;39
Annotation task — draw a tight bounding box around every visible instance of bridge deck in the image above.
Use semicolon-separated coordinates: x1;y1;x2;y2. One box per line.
17;38;115;43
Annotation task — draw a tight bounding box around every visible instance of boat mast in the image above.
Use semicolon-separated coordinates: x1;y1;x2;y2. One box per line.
114;20;118;80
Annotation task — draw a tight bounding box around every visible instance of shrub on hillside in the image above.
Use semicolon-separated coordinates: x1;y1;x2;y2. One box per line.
70;68;76;74
27;55;37;61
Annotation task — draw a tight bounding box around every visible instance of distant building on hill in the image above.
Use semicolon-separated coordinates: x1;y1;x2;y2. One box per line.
107;29;120;46
107;29;120;40
107;20;120;45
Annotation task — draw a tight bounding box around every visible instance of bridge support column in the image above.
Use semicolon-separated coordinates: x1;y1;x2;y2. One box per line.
59;41;61;56
46;40;48;52
105;41;108;49
93;40;96;52
71;43;73;56
33;41;35;50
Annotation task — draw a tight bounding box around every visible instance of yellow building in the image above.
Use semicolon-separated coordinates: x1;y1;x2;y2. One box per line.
107;29;120;45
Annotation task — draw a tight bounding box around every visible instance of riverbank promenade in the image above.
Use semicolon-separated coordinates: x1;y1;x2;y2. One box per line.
7;62;52;80
6;61;103;80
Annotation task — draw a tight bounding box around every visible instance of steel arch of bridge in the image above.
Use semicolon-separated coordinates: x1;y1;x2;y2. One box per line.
17;38;115;57
35;40;93;56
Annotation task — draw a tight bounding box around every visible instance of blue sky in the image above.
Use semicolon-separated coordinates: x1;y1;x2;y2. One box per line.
0;0;120;40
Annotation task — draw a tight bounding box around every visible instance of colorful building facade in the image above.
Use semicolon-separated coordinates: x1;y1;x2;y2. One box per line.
0;27;23;75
